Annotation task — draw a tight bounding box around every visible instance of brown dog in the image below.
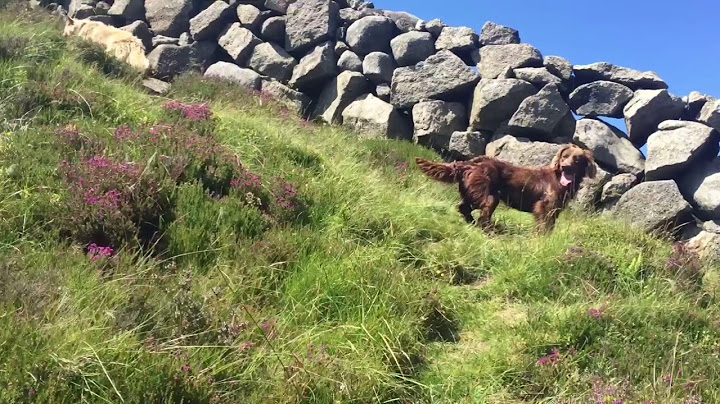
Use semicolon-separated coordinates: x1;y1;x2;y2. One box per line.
416;145;597;232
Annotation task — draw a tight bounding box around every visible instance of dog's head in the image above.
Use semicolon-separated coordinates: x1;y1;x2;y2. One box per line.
551;145;597;187
62;14;80;37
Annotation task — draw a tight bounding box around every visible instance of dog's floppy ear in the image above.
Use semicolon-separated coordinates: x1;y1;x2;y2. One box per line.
551;145;572;171
583;149;597;179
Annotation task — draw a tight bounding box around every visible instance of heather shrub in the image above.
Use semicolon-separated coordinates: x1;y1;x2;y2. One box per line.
58;153;177;250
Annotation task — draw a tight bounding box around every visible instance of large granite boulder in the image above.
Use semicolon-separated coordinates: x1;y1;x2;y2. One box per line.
390;31;434;67
346;16;396;56
218;23;261;64
337;50;362;72
260;16;286;43
189;1;232;41
289;41;337;91
248;42;298;82
145;0;192;37
568;81;634;118
645;120;719;181
448;131;486;159
107;0;144;21
680;158;720;220
312;70;369;123
698;99;720;133
204;61;262;90
572;118;645;175
435;26;478;54
478;21;520;46
261;79;312;114
411;100;467;149
469;78;536;132
623;89;685;147
285;0;339;53
507;84;569;139
390;50;479;109
342;93;412;139
236;5;263;30
600;173;638;205
544;56;573;84
478;44;543;79
612;180;692;233
362;52;394;84
120;20;152;51
513;67;563;90
574;62;668;91
573;165;612;212
486;135;564;168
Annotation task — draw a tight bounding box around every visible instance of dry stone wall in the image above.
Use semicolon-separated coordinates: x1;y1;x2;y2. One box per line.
37;0;720;254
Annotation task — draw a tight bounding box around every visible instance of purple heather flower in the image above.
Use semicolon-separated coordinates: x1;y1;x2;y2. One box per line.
181;364;191;373
87;243;114;261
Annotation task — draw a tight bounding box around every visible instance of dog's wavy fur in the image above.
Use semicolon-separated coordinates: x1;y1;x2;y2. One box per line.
62;16;149;73
416;146;597;233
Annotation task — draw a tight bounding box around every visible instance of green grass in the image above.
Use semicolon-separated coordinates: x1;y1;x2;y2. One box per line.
1;6;719;404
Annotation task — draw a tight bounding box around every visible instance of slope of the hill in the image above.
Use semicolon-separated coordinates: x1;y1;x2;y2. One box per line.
0;6;718;404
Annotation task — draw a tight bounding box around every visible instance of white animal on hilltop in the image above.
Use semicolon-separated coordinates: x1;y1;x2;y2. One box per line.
62;14;150;73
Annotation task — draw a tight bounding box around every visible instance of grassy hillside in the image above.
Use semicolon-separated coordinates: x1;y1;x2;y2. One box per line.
1;5;719;404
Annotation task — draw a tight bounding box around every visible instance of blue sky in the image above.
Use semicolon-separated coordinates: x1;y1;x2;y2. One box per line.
375;0;720;154
375;0;720;99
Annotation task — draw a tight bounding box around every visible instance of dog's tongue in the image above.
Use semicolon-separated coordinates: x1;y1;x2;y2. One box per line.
560;172;574;187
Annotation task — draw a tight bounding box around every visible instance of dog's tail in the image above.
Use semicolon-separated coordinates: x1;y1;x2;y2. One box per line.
415;158;462;183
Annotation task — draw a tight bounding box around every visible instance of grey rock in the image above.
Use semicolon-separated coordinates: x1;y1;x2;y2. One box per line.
425;18;445;37
680;158;720;220
260;16;285;42
508;84;569;139
478;21;520;46
147;44;193;79
152;35;180;47
68;0;96;18
107;0;144;21
612;180;692;233
339;7;363;26
513;67;562;90
346;16;396;56
574;62;667;91
264;0;294;13
544;55;573;82
568;81;634;118
390;31;434;67
204;61;262;90
382;10;420;33
574;165;612;212
469;78;536;132
237;5;263;30
142;77;171;95
342;93;412;139
623;89;686;146
685;91;714;120
289;41;337;90
553;111;577;141
95;0;110;13
478;44;543;79
486;134;564;168
375;83;391;101
218;23;260;64
600;173;637;204
248;42;297;82
178;32;193;46
189;1;232;41
449;131;487;159
189;40;218;71
573;118;645;175
435;26;478;54
120;20;152;51
698;99;720;133
313;70;369;123
145;0;192;37
285;0;338;53
362;51;394;84
645;120;719;180
261;79;312;114
337;50;362;72
390;50;479;109
334;41;349;55
687;230;720;262
412;100;467;149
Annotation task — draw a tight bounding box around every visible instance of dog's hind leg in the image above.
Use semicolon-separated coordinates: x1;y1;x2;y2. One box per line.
457;200;475;224
477;194;499;230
